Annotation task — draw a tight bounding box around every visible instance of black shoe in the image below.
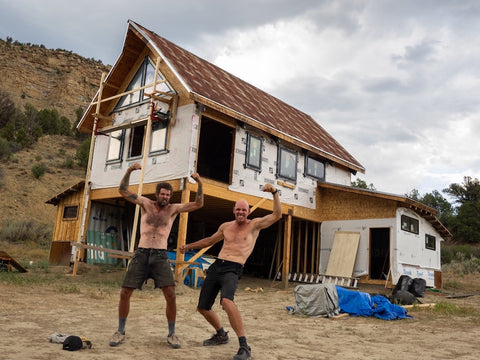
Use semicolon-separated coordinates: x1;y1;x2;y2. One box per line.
203;331;229;346
233;345;251;360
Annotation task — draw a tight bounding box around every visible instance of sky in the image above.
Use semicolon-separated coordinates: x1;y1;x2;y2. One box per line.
1;0;479;199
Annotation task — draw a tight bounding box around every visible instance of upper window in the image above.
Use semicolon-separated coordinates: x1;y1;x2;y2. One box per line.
115;57;173;110
63;205;78;220
425;234;436;250
305;155;325;181
245;133;262;171
277;145;297;182
106;129;124;163
150;120;168;154
401;215;419;234
128;125;145;158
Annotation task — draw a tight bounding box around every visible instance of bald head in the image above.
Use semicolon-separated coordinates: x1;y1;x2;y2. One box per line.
233;199;250;222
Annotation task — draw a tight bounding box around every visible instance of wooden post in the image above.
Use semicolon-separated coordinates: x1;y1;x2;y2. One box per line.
282;213;292;289
72;72;106;276
316;223;321;273
310;223;315;275
174;185;190;281
128;57;161;253
303;221;308;276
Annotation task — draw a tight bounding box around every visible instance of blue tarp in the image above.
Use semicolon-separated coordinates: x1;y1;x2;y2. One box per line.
336;286;412;320
167;250;212;287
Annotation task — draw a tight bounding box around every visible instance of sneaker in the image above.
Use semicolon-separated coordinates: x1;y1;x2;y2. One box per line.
109;331;125;347
167;334;181;349
233;345;251;360
203;331;229;346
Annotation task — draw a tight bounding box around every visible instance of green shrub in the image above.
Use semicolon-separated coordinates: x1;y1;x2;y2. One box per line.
0;220;52;247
63;155;75;169
0;137;12;160
31;163;47;179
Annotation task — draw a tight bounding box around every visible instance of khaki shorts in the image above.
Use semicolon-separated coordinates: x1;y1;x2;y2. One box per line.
122;248;174;289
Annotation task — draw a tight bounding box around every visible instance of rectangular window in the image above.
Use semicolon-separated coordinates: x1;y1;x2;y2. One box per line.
277;145;297;182
245;133;262;171
128;125;145;158
425;234;436;250
401;215;419;234
106;129;124;162
63;205;78;220
150;119;168;153
305;155;325;181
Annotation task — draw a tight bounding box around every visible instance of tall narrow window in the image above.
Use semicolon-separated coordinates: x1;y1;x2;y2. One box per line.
277;145;297;182
106;129;124;163
128;126;145;158
245;133;262;171
305;155;325;181
150;120;168;153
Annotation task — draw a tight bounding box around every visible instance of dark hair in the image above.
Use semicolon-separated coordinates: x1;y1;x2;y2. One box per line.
156;182;173;195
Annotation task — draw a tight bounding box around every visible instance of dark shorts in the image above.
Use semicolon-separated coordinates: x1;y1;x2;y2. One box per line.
122;248;174;289
197;259;243;310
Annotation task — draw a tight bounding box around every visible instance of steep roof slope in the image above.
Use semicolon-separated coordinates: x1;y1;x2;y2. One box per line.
79;20;364;173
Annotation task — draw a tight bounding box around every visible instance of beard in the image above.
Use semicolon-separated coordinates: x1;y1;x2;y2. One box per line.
157;199;169;207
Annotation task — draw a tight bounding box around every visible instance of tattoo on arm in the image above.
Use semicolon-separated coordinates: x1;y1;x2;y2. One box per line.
195;185;203;202
128;194;138;200
119;172;131;191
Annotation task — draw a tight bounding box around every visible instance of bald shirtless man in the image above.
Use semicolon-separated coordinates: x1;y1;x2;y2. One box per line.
180;184;281;360
109;163;203;349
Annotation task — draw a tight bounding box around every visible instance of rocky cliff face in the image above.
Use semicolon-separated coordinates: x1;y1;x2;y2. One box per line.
0;38;110;122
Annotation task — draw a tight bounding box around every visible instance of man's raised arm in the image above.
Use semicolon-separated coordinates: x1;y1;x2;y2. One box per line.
254;184;282;230
119;163;143;205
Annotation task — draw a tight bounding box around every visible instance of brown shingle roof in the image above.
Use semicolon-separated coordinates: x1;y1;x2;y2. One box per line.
79;20;364;173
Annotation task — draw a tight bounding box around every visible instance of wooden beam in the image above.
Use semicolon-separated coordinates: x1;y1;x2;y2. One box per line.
73;72;106;276
128;58;161;254
282;214;292;289
174;186;190;281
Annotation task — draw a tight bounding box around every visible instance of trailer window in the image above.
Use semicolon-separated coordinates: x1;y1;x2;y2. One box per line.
401;215;419;234
425;234;436;250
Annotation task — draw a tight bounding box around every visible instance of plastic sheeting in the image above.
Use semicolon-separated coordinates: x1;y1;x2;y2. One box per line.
336;286;412;320
287;284;340;318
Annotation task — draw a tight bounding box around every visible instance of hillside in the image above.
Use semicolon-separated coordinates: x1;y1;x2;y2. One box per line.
0;38;111;229
0;135;86;228
0;37;110;122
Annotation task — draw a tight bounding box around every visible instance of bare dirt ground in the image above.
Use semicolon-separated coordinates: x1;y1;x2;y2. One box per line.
1;264;480;360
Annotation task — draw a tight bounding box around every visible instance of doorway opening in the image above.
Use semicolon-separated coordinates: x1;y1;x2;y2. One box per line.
196;116;234;183
369;227;390;280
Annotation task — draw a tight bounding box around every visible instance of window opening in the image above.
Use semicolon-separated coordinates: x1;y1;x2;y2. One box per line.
106;129;124;162
277;145;297;182
63;205;78;219
245;133;262;171
197;117;233;183
150;120;168;153
129;126;145;158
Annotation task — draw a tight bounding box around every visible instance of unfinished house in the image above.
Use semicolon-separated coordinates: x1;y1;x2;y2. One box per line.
47;20;450;288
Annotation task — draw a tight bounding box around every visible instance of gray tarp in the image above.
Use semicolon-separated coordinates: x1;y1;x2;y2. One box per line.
288;284;340;317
